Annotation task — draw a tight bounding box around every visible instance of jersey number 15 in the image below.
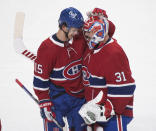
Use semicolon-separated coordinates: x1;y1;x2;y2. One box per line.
34;62;43;74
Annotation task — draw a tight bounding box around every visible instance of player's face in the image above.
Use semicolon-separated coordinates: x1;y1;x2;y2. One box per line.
84;31;94;42
68;27;79;39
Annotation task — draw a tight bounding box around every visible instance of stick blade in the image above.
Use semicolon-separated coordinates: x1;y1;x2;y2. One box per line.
14;12;25;39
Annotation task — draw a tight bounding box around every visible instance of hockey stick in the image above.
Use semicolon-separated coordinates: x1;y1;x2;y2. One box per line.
15;78;63;130
15;79;39;104
13;12;37;61
14;12;25;39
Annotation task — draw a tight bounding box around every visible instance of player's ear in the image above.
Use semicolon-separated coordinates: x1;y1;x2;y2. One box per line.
59;23;67;30
62;25;68;32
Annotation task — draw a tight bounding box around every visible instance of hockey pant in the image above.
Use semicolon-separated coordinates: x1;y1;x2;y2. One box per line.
92;115;133;131
43;86;86;131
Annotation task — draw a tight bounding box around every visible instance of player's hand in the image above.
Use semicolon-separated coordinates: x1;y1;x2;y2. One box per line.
79;99;114;125
87;8;108;19
97;99;115;122
39;99;65;127
79;91;115;125
39;99;56;122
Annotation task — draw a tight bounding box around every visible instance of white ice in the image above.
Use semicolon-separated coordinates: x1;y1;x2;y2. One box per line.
0;0;156;130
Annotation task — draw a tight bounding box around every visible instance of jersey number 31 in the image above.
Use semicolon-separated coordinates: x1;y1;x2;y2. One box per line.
115;72;127;82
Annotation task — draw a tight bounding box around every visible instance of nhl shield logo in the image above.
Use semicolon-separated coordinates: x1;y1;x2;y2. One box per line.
63;59;82;80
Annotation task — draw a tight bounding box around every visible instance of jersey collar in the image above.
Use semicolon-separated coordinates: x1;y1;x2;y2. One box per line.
49;34;73;47
93;38;114;54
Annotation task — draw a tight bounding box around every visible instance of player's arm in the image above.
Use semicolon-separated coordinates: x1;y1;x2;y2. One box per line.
33;41;55;101
33;41;57;122
104;51;136;115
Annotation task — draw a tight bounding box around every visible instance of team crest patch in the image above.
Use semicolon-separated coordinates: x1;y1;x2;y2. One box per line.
63;59;82;80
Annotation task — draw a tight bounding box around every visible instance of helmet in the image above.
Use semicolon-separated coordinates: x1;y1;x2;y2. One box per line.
83;16;109;50
108;20;115;38
59;7;84;29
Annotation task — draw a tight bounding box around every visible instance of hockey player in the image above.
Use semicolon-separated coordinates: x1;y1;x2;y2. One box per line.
79;12;136;131
33;7;87;131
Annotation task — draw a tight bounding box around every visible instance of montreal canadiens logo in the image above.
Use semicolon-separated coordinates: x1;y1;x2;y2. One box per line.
63;59;82;80
82;66;90;86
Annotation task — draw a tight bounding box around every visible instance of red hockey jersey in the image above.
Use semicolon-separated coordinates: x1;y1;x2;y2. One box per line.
33;34;86;101
82;38;136;117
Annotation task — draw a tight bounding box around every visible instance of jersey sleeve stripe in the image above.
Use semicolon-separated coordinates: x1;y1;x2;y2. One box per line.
107;94;134;97
90;85;107;88
125;105;133;110
33;86;49;91
53;67;65;71
108;84;136;95
33;76;50;90
91;74;104;79
107;82;135;87
50;78;67;81
50;67;65;79
89;75;106;86
34;75;49;81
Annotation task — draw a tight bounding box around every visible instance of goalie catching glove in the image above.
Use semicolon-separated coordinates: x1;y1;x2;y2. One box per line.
79;91;115;125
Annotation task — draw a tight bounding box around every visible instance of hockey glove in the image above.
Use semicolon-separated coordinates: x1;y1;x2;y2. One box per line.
79;91;115;125
87;8;108;19
39;99;65;127
39;99;56;122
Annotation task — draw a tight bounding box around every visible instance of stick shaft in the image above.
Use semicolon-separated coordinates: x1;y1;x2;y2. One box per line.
14;12;25;39
15;78;63;130
15;79;39;104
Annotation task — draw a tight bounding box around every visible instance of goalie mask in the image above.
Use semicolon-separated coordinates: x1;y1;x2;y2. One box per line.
83;16;109;50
